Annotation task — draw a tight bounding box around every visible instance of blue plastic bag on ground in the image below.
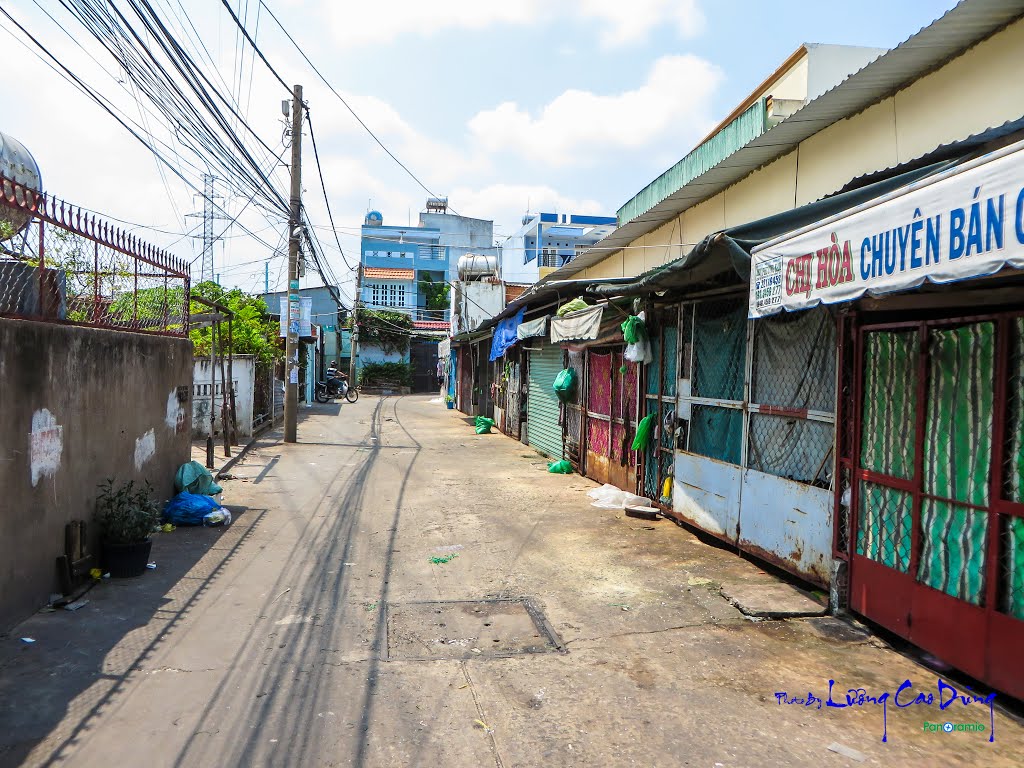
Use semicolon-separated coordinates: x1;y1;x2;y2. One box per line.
164;491;221;526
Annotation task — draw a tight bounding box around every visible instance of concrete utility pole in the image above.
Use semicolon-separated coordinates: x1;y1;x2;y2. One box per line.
348;263;361;385
284;84;303;444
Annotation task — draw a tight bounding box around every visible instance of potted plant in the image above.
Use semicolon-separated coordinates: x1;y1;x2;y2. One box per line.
445;395;455;409
94;479;162;577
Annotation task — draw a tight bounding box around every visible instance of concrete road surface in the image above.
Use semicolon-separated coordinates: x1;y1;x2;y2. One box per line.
1;395;1021;767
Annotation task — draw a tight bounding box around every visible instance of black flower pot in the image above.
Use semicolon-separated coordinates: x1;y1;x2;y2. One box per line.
102;539;153;578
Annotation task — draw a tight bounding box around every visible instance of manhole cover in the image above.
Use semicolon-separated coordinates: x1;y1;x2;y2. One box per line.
385;598;563;660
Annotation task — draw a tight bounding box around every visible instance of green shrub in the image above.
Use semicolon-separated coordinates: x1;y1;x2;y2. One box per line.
359;362;413;387
94;479;162;544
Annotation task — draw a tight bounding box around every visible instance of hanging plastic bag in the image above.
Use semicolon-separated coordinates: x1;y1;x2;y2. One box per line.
622;311;652;364
631;414;656;451
547;460;573;474
475;416;496;434
552;368;576;401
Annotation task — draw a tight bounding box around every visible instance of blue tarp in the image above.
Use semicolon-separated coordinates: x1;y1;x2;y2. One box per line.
489;307;525;361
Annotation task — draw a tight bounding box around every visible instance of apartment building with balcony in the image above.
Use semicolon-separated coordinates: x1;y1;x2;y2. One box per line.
358;202;494;390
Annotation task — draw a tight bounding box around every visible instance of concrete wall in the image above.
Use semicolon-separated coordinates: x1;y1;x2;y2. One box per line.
359;343;406;366
450;280;506;335
0;318;193;630
192;355;256;438
578;16;1024;280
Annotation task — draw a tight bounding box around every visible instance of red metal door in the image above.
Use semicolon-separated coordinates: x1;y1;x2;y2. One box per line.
847;313;1024;698
585;348;638;489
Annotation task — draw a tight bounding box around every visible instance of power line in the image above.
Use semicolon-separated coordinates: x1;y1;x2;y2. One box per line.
257;0;455;212
218;0;289;91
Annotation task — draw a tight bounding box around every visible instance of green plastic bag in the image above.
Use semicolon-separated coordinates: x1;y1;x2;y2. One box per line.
475;416;496;434
621;315;648;345
174;461;222;496
631;414;656;451
557;297;589;316
547;460;573;474
553;368;576;401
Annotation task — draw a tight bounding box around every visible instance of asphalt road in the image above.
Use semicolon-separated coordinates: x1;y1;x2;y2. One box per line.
2;395;1022;767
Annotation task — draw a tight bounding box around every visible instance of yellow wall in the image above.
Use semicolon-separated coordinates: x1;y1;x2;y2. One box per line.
584;17;1024;281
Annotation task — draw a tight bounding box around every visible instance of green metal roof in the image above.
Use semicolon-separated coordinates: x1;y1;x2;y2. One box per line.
616;99;767;226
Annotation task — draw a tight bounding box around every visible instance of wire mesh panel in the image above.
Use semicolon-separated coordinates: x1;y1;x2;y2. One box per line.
917;323;994;605
748;414;834;485
857;481;913;573
692;299;746;400
1002;318;1024;619
0;175;190;334
860;331;918;479
564;350;585;450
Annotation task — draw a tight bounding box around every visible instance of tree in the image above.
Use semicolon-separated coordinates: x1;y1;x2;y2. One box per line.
359;309;412;355
418;273;450;311
188;281;280;363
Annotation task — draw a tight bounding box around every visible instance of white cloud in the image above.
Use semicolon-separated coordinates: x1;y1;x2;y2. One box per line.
468;54;723;167
322;0;703;48
579;0;704;47
323;0;544;47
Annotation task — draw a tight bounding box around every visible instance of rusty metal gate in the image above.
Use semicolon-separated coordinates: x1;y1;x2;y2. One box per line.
843;310;1024;699
585;348;638;489
564;350;585;470
504;352;523;440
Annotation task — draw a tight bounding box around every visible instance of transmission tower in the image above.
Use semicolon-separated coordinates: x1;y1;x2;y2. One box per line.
186;174;232;283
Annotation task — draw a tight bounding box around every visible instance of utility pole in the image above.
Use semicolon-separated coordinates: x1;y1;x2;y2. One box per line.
348;263;361;385
284;84;303;444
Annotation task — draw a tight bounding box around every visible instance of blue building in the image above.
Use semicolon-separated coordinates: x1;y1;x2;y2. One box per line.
358;201;493;390
500;212;617;285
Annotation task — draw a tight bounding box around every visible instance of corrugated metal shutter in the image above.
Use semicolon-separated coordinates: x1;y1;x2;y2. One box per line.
527;345;563;460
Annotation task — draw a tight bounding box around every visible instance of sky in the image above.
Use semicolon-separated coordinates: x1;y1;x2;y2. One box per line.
0;0;962;305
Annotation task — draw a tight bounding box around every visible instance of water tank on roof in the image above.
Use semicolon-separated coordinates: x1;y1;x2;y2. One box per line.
0;132;42;241
364;210;383;226
457;253;498;281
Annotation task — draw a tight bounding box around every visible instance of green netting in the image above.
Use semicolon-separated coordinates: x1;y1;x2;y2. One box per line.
1007;318;1024;503
923;324;994;506
1003;516;1024;620
916;323;994;605
861;331;917;479
918;500;988;605
857;481;912;572
690;404;743;466
692;300;745;401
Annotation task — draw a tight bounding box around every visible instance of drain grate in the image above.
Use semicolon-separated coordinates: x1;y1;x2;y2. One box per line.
384;598;564;661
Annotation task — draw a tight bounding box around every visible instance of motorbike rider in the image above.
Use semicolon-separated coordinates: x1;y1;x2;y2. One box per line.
325;361;347;395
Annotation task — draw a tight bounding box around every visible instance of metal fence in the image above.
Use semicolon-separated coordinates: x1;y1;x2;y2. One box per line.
677;294;838;490
0;174;190;335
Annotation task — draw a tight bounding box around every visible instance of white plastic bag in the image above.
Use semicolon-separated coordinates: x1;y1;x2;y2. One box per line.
587;483;652;510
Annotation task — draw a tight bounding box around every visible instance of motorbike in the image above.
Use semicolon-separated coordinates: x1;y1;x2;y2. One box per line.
314;369;359;403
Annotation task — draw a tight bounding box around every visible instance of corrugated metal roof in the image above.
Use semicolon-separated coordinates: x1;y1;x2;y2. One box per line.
550;0;1024;281
363;267;414;280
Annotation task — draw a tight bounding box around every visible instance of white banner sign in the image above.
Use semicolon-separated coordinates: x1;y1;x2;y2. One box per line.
279;296;312;337
749;141;1024;318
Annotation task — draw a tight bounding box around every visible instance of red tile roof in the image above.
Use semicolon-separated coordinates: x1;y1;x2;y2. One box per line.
413;321;450;331
363;267;414;280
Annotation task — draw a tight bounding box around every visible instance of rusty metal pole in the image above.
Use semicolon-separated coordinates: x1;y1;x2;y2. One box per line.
228;316;238;445
37;219;45;319
207;320;216;469
218;320;231;458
